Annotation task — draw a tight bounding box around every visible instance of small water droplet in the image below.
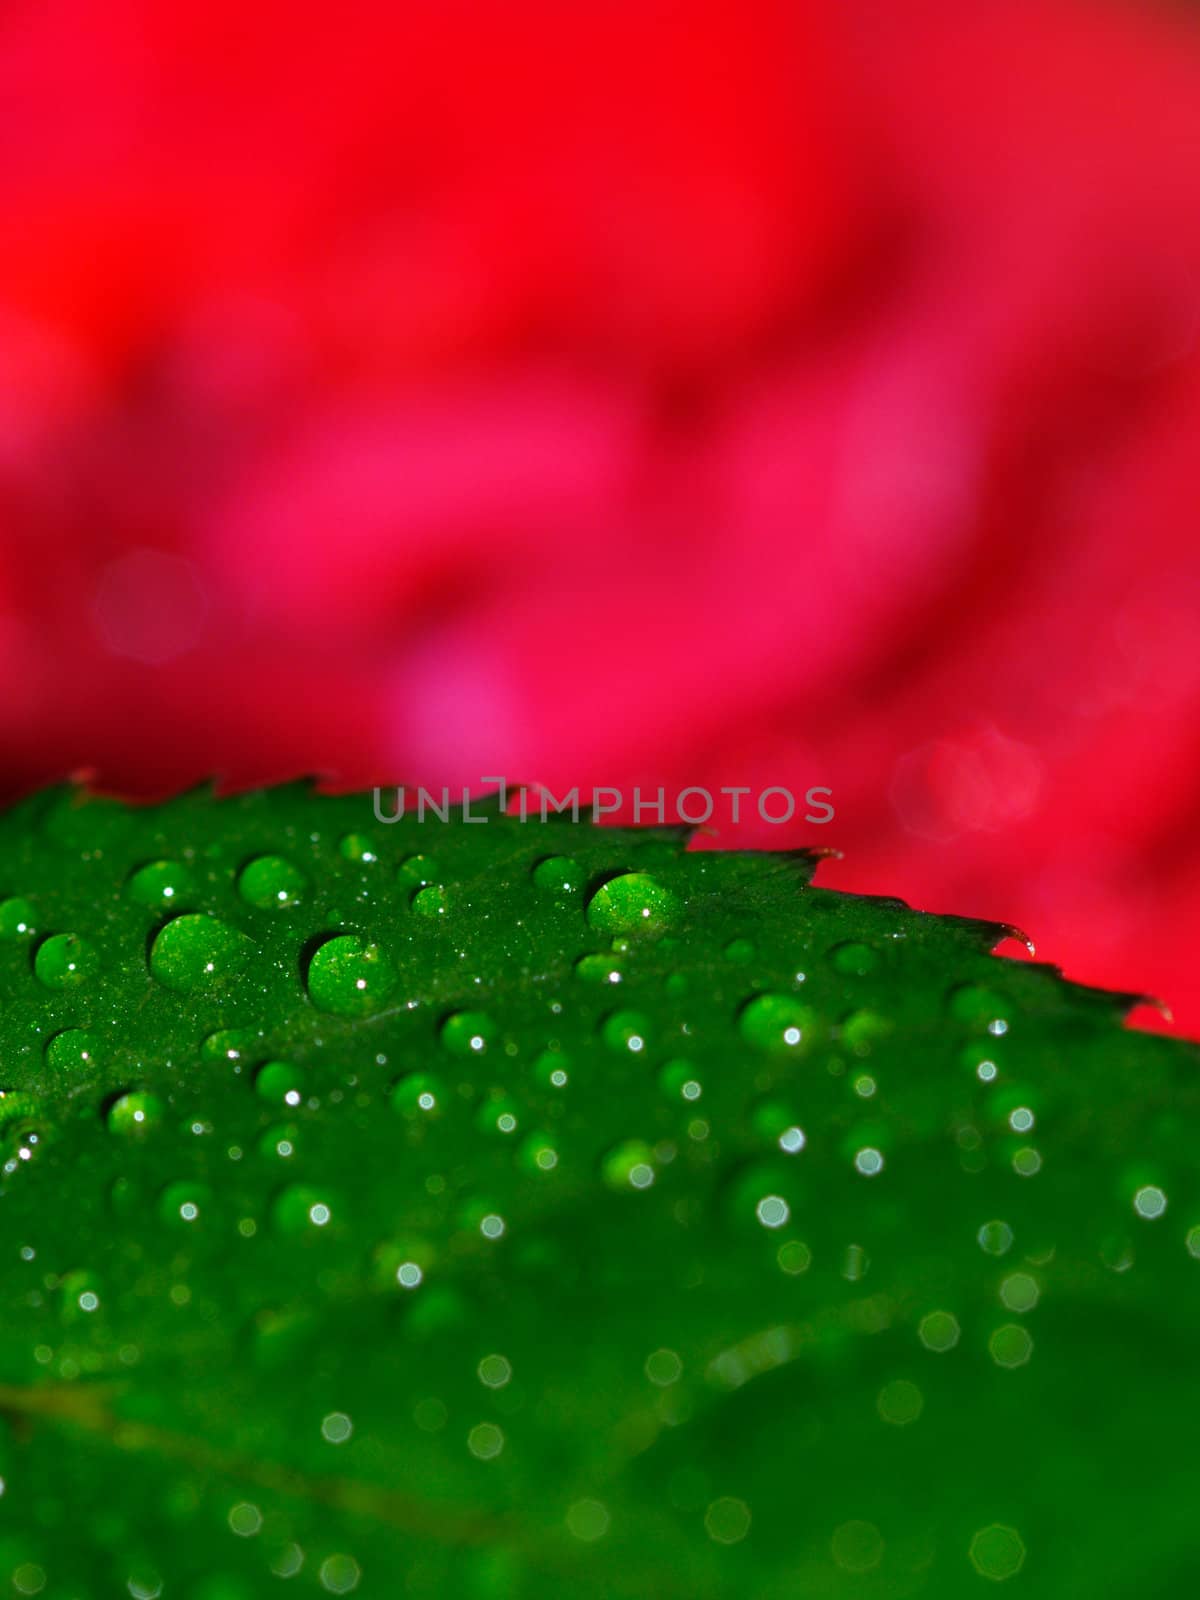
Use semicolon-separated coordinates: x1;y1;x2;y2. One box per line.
273;1184;335;1234
602;1140;656;1191
830;940;880;977
586;873;679;938
410;884;452;918
391;1072;447;1118
34;932;101;990
108;1091;166;1137
255;1061;305;1105
306;935;396;1016
238;855;307;910
0;896;37;939
159;1180;212;1227
601;1009;652;1055
127;860;198;910
45;1028;99;1072
397;854;438;890
338;834;379;864
531;855;583;894
574;953;623;985
441;1010;497;1056
739;993;819;1053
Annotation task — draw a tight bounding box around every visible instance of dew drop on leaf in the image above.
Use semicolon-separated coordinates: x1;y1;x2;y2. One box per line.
739;993;819;1053
306;935;396;1016
237;854;307;910
107;1091;166;1137
34;932;101;990
127;859;197;910
586;873;679;937
149;915;252;994
0;896;37;939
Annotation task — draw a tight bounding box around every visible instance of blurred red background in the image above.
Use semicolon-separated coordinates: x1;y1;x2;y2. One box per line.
1;0;1198;1028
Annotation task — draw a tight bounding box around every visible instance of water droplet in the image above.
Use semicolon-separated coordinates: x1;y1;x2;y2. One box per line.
45;1028;99;1071
398;854;438;890
532;1050;570;1089
159;1180;212;1227
854;1146;885;1177
306;935;396;1016
201;1028;258;1065
238;854;307;910
518;1130;559;1172
259;1123;300;1160
739;993;819;1053
338;834;378;864
127;859;197;910
150;915;252;993
0;896;37;939
586;873;678;937
391;1072;447;1118
948;983;1010;1031
475;1095;520;1136
602;1140;657;1191
659;1061;702;1102
830;940;880;977
441;1010;497;1056
410;884;452;918
1134;1184;1168;1219
574;953;623;985
532;855;583;894
273;1184;335;1233
108;1091;166;1137
34;932;101;990
255;1061;305;1105
601;1009;652;1054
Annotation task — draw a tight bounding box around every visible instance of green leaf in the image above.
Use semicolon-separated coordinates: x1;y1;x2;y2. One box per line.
0;782;1195;1597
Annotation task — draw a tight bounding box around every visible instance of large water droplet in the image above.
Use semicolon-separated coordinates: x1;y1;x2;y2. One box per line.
586;874;679;937
150;915;252;993
306;935;396;1016
237;855;307;910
